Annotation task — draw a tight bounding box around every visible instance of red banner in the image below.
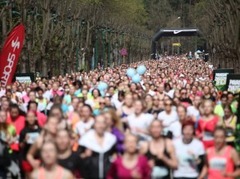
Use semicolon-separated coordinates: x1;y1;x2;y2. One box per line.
0;24;25;86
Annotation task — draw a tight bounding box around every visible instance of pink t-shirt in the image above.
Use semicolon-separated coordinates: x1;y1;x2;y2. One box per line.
207;146;234;179
7;115;25;135
107;155;151;179
36;112;47;127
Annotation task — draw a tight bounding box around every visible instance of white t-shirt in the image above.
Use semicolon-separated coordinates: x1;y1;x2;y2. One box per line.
111;93;123;109
158;110;180;138
127;113;154;140
173;138;205;178
164;89;175;99
0;89;6;97
43;90;52;101
85;99;95;108
167;120;182;139
187;106;200;119
75;119;95;139
158;110;179;127
148;90;156;96
16;91;24;99
46;102;54;111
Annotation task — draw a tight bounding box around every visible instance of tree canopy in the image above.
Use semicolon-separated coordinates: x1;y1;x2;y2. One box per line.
0;0;239;75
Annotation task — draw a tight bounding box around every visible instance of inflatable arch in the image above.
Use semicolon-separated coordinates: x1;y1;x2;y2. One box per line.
151;28;201;59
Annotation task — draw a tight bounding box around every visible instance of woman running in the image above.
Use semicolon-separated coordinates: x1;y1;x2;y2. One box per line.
196;100;220;149
30;141;73;179
107;134;151;179
199;127;240;179
221;105;237;147
140;120;178;179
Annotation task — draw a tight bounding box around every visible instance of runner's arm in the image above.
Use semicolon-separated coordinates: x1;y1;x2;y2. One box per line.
27;138;42;168
198;164;208;179
224;149;240;178
198;150;209;179
161;139;178;169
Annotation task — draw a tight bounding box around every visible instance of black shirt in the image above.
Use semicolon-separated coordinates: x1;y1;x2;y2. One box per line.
58;152;81;174
0;140;11;171
19;126;41;160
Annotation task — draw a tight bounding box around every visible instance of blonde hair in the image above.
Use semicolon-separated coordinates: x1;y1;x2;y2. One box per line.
104;109;123;131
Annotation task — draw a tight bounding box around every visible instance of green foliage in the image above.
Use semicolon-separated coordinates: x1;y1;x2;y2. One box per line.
193;0;240;72
0;0;239;74
0;0;151;75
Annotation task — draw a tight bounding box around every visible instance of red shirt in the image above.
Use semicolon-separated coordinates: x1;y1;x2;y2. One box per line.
7;115;25;135
196;115;219;149
7;115;25;151
207;146;234;179
107;155;151;179
36;112;47;127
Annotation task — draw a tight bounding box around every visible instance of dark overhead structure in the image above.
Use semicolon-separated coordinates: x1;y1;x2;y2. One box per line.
151;28;201;59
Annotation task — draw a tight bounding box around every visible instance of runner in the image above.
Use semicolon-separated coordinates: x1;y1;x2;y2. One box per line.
199;127;240;179
30;141;74;179
0;56;238;179
79;114;117;178
173;120;205;179
107;134;151;179
196;100;220;149
140;120;178;179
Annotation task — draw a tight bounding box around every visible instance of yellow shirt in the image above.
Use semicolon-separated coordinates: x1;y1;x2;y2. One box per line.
222;115;237;142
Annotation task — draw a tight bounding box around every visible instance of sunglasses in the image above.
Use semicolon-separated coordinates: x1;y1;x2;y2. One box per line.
99;102;105;105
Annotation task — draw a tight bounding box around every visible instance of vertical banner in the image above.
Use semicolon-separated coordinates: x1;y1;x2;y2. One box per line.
226;74;240;94
213;69;234;91
0;24;25;86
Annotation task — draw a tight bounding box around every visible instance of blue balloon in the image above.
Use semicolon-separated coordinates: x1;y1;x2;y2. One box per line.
126;68;136;77
102;82;108;90
97;83;104;91
132;74;141;83
137;65;147;75
61;104;69;114
100;90;105;97
98;82;108;91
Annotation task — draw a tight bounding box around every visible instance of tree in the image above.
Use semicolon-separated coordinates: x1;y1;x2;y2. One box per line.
194;0;240;72
0;0;150;76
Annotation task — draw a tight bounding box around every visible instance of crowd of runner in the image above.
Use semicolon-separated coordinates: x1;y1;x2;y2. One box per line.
0;56;239;179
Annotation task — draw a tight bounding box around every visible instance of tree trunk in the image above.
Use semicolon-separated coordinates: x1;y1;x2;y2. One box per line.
2;9;7;39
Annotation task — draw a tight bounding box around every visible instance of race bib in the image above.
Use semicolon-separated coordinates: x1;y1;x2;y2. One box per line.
152;166;168;178
26;132;39;144
209;157;227;170
203;131;214;141
226;128;234;137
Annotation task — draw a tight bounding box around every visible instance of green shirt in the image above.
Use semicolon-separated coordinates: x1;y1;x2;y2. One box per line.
214;104;224;117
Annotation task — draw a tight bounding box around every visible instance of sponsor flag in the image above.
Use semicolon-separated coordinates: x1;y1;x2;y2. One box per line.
0;24;25;86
